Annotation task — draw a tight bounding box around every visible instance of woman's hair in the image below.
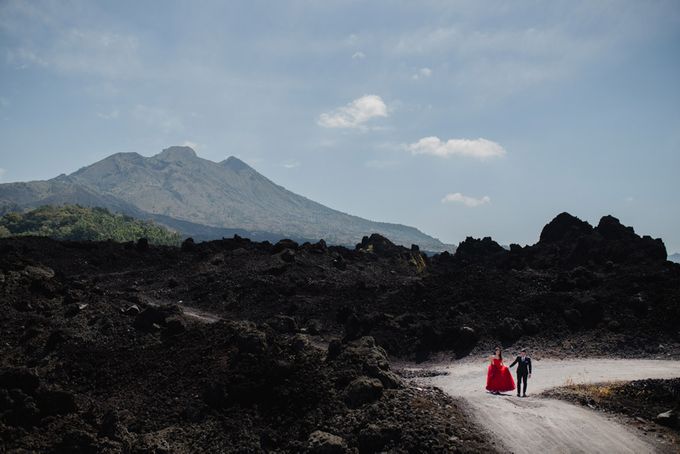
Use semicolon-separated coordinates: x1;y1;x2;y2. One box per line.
494;346;502;361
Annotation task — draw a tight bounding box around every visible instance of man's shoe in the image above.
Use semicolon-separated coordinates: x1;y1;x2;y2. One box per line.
517;394;520;397
522;394;527;397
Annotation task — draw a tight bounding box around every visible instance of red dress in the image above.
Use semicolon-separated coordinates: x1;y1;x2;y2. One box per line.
486;358;516;392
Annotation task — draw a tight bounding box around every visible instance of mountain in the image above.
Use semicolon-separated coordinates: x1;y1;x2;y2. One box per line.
0;146;449;250
669;253;680;264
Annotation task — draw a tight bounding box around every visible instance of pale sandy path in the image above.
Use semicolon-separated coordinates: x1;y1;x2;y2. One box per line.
408;359;680;454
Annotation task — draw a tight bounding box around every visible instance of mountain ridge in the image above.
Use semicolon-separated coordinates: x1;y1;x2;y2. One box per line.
0;146;450;250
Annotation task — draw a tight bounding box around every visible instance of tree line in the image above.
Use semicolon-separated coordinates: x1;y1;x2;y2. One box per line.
0;205;182;246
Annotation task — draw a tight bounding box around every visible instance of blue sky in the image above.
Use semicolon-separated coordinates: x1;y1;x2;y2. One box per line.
1;0;679;251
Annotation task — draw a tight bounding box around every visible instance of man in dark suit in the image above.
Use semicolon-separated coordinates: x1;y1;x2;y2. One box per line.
509;348;532;397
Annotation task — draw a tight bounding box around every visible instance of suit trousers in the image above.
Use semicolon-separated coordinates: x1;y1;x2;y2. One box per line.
517;371;528;395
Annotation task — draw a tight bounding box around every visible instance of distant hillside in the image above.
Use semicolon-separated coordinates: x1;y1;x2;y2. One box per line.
669;253;680;264
0;205;181;245
0;146;450;251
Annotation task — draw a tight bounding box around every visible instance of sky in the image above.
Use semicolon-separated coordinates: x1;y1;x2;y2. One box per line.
1;0;679;251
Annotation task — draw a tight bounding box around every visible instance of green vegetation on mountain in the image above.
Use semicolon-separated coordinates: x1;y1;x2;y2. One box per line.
0;205;181;245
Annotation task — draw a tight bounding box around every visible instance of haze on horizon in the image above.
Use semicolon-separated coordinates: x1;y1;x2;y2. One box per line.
0;1;679;251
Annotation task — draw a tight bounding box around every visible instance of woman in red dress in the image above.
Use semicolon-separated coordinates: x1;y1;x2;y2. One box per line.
486;346;516;394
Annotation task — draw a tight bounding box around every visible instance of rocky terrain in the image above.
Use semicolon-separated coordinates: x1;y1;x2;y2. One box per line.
1;211;679;452
0;258;495;453
542;378;679;431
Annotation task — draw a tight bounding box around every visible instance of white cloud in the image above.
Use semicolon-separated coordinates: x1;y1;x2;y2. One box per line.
441;192;490;207
242;157;263;167
408;137;506;160
352;51;366;60
96;109;119;119
182;140;200;150
4;28;141;78
0;97;8;108
5;48;48;68
0;2;144;79
412;67;432;80
0;168;6;181
131;105;183;133
318;95;388;129
388;5;661;100
282;161;300;169
625;196;634;202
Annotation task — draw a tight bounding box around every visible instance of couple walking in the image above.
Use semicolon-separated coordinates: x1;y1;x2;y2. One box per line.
486;346;532;397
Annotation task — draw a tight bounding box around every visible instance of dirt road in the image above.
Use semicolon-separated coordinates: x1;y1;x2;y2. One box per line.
410;359;680;453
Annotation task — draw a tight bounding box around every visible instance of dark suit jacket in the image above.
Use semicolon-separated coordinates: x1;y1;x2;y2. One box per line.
509;356;532;374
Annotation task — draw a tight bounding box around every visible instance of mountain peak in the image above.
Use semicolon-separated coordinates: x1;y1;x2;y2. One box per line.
155;146;197;162
221;156;252;172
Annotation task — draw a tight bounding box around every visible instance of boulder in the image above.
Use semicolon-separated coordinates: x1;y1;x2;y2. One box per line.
304;318;323;335
356;234;403;256
133;305;182;332
45;329;69;352
534;213;667;267
64;303;87;317
569;267;600;290
539;212;592;243
236;329;268;355
345;376;383;408
37;389;77;416
564;308;582;328
307;239;328;254
654;408;677;428
370;369;402;389
272;239;299;254
0;368;40;394
122;304;141;315
454;236;506;262
279;249;296;263
522;318;540;335
307;430;348;454
332;255;346;270
202;383;228;409
607;320;621;332
455;325;478;357
291;334;311;352
267;315;298;334
99;410;131;441
499;317;523;342
135;238;149;252
55;430;99;454
164;316;187;336
337;337;391;373
136;432;172;454
358;424;401;453
343;313;362;342
181;237;195;252
3;389;40;428
575;295;604;328
23;265;55;280
327;340;342;359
